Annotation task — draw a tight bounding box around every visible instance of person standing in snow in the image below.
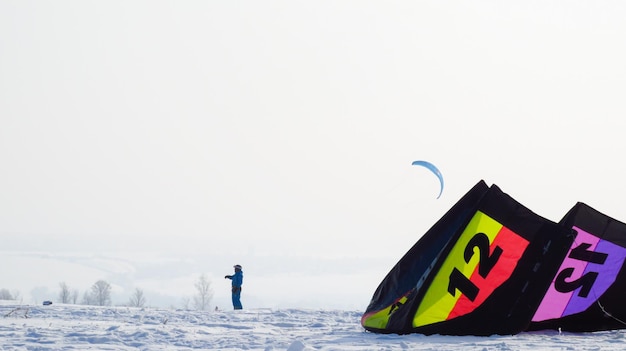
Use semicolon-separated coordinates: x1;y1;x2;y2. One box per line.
224;264;243;310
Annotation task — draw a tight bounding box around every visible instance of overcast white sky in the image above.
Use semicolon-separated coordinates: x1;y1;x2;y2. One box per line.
2;1;626;309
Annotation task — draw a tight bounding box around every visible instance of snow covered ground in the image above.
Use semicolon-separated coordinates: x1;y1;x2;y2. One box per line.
1;303;625;350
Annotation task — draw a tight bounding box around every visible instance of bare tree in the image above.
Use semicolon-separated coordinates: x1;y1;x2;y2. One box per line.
90;280;112;306
71;289;79;304
81;291;93;305
0;288;13;300
59;282;71;303
128;288;146;307
193;274;213;311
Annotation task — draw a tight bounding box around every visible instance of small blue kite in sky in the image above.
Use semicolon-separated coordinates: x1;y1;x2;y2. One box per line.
411;160;444;199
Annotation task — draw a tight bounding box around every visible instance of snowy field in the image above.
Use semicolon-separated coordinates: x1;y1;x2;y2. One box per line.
1;303;625;351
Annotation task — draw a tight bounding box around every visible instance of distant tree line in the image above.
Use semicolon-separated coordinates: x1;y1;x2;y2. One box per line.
57;280;143;307
2;274;214;309
0;289;20;301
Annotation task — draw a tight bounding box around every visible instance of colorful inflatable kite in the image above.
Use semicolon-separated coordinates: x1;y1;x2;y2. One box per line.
362;180;626;335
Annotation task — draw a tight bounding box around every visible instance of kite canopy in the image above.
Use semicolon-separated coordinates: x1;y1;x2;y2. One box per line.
411;160;444;199
528;203;626;332
362;180;626;335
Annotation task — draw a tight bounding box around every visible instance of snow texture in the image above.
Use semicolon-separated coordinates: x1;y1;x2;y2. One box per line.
1;302;625;350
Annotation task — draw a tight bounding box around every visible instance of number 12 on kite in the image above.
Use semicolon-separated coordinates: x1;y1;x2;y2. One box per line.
412;211;529;327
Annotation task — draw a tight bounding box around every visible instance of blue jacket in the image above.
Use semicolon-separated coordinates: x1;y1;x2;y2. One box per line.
230;270;243;288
